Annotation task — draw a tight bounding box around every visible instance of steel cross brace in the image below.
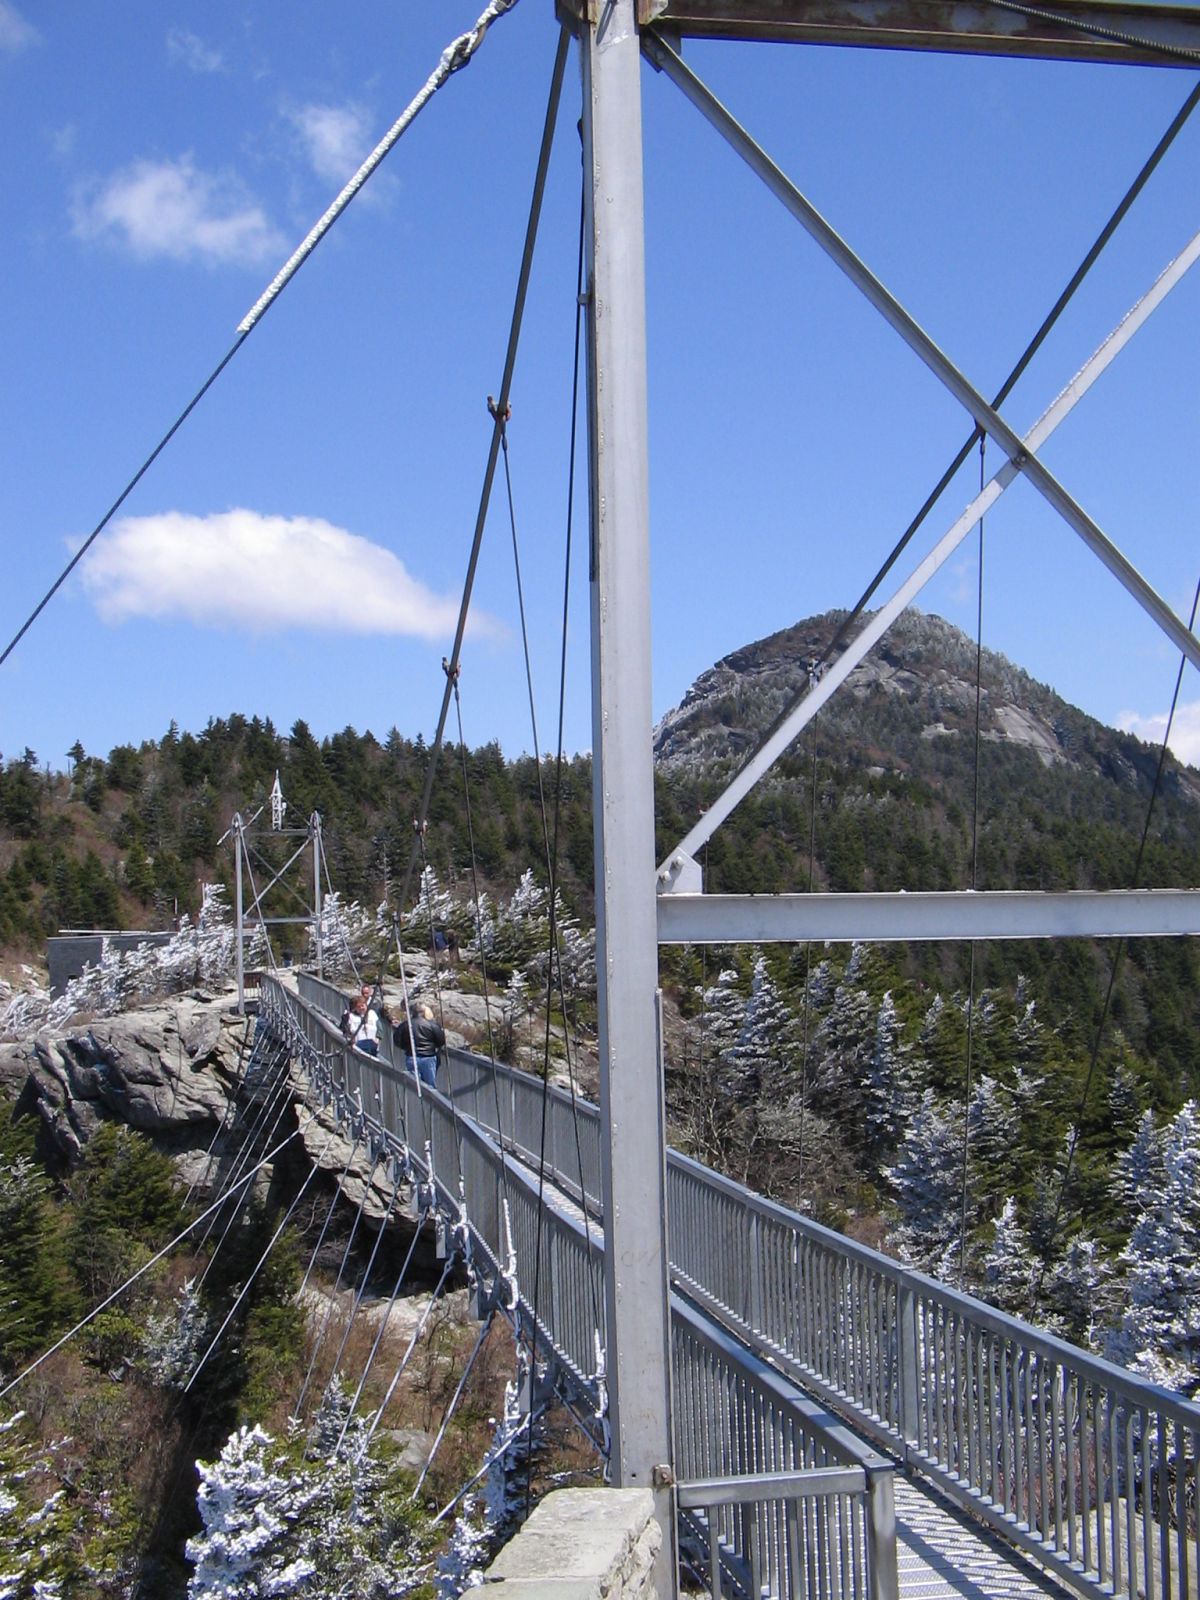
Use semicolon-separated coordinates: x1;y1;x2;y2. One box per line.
643;32;1200;684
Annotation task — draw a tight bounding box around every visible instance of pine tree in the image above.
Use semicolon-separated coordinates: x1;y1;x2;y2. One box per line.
984;1197;1035;1317
1109;1100;1200;1395
720;953;803;1190
810;960;873;1143
861;989;915;1162
0;1410;80;1598
187;1424;320;1599
1113;1107;1162;1228
885;1089;963;1278
1045;1235;1110;1349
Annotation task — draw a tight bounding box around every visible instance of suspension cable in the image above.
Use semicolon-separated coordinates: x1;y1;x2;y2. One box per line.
333;1219;428;1449
490;404;565;1384
449;667;511;1171
415;824;448;1031
958;435;987;1290
184;1117;342;1393
294;1128;366;1306
396;25;570;912
544;182;604;1324
293;1150;386;1421
195;1036;295;1266
183;1013;255;1210
1;1;524;674
317;1177;402;1406
194;1031;293;1250
796;672;822;1210
984;0;1200;64
431;1405;542;1526
413;1309;497;1498
357;1251;459;1459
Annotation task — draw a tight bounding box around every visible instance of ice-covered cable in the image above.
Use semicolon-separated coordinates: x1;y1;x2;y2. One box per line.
237;0;521;334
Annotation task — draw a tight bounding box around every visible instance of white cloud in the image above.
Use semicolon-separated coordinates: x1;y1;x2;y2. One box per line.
0;2;39;53
71;156;285;268
1117;701;1200;769
167;27;223;74
288;102;372;186
80;509;498;642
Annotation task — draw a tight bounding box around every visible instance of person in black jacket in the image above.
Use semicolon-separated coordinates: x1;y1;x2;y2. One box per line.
393;1003;445;1088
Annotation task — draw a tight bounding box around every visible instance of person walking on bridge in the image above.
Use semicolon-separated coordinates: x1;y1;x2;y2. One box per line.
394;1003;444;1088
347;991;380;1057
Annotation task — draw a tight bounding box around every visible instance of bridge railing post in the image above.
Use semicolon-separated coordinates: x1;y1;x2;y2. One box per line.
865;1464;900;1600
748;1209;763;1333
898;1283;919;1454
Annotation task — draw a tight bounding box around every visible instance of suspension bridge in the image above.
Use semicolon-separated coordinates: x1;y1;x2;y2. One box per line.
242;966;1196;1600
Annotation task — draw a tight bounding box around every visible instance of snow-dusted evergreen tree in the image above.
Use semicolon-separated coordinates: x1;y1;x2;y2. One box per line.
791;952;835;1011
726;954;798;1103
532;916;596;1005
810;955;873;1140
886;1089;964;1278
983;1197;1036;1317
721;954;803;1187
188;1409;429;1600
862;990;915;1161
1113;1107;1163;1228
679;968;747;1173
401;866;461;943
1044;1234;1111;1349
309;892;374;982
0;1410;78;1598
1109;1100;1200;1396
964;1074;1017;1211
142;1278;208;1390
698;968;744;1071
187;1424;320;1598
1012;976;1042;1062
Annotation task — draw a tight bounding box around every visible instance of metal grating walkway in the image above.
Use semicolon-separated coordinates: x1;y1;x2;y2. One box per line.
895;1478;1074;1600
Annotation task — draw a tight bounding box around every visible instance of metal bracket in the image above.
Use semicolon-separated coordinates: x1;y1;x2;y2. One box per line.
656;849;703;896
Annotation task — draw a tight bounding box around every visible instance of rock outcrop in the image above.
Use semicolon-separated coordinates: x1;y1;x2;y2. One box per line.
0;992;250;1162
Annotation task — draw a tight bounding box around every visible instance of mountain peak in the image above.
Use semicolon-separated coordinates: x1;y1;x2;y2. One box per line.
654;608;1200;810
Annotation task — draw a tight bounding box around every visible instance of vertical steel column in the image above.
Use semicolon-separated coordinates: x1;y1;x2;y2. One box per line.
579;0;676;1580
312;812;324;980
233;813;245;1015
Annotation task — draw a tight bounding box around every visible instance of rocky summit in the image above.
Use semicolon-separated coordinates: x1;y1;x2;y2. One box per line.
653;607;1200;806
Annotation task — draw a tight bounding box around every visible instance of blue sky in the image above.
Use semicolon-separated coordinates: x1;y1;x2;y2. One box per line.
2;1;1199;781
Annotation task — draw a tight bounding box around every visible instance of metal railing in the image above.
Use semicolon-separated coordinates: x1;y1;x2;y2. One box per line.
267;973;897;1600
667;1149;1200;1600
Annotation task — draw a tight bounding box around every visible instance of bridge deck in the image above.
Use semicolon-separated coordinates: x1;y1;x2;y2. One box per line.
894;1479;1074;1600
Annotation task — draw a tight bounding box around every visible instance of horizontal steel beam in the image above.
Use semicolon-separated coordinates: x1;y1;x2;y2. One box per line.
656;888;1200;943
639;0;1200;65
677;1466;869;1506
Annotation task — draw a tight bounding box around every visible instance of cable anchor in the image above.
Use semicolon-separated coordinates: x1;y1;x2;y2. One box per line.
593;1329;611;1466
495;1197;519;1313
